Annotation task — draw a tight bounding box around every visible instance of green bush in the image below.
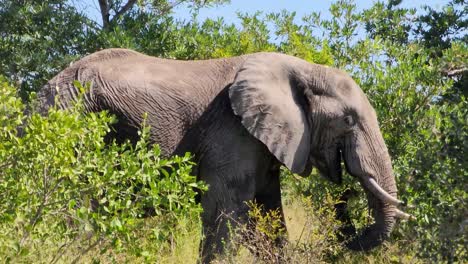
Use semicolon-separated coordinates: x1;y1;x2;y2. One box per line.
0;78;206;262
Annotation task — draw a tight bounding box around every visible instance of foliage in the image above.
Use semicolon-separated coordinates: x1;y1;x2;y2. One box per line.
95;0;229;29
215;202;287;263
93;10;333;65
0;0;229;96
360;0;467;100
0;0;99;97
215;192;421;264
415;0;467;53
0;78;205;262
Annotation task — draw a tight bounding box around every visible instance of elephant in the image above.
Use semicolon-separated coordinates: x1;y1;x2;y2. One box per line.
37;48;411;262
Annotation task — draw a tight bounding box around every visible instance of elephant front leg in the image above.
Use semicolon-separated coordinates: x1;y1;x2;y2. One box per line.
249;167;287;261
255;166;286;227
199;186;254;263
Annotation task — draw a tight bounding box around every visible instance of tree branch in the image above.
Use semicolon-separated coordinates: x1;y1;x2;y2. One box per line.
111;0;138;24
98;0;110;28
98;0;209;29
71;237;103;264
442;68;468;77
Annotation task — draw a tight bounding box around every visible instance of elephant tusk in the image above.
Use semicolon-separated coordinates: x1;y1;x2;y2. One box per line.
395;208;415;221
364;177;404;206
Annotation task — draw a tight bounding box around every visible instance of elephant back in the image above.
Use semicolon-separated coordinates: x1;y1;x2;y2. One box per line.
37;49;141;114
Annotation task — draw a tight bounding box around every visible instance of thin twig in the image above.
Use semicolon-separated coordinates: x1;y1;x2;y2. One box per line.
50;235;80;264
71;237;103;264
442;67;467;77
20;176;65;246
0;160;13;170
295;219;308;249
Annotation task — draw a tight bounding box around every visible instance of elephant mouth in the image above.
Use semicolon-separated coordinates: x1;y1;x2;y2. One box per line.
327;147;343;184
335;148;343;183
315;146;343;184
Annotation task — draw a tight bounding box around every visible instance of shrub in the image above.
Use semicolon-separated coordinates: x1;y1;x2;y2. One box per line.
0;78;206;262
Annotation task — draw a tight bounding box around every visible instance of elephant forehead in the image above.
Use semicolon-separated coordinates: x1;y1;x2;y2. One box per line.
327;75;369;113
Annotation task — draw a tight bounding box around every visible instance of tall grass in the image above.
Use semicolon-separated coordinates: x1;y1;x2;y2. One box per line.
150;191;421;263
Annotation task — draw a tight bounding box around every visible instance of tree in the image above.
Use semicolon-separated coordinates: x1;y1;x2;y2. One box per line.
0;0;99;97
96;0;229;29
0;0;230;96
362;0;467;97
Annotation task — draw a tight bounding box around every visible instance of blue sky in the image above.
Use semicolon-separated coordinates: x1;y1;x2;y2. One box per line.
77;0;451;26
173;0;450;24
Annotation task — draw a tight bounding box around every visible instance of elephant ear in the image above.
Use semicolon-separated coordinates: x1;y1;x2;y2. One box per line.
229;54;311;174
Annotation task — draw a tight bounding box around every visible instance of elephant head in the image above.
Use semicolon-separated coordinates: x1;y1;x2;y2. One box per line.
229;53;410;250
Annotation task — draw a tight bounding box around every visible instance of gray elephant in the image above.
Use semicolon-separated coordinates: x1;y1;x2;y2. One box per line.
38;48;411;262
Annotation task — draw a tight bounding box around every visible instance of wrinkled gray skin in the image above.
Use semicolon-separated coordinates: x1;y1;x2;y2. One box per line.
38;49;399;262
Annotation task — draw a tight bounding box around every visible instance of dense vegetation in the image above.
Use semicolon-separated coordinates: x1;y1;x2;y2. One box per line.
0;0;466;262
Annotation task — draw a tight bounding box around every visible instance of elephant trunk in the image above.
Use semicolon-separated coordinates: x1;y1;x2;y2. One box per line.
345;191;397;250
342;124;402;251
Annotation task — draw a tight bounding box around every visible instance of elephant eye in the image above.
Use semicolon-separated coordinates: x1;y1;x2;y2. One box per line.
344;115;355;127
